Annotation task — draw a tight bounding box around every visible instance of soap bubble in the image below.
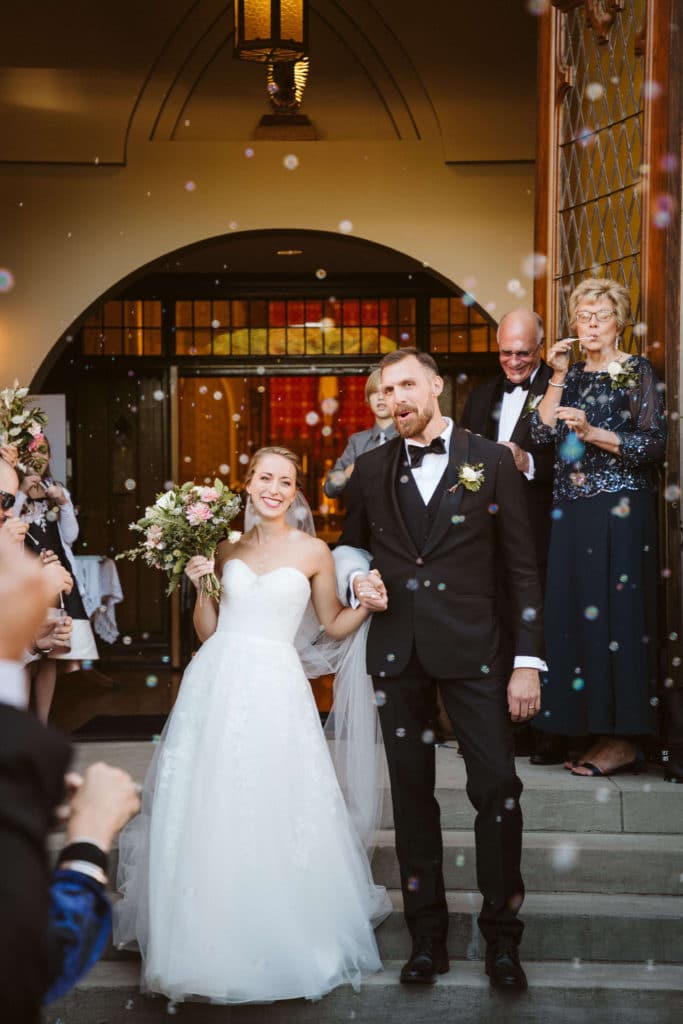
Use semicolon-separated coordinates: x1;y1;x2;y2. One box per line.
244;147;254;158
146;675;158;688
315;268;327;280
584;606;599;621
320;397;339;415
664;484;681;502
0;268;15;292
395;726;406;737
608;641;619;652
560;435;585;461
526;0;549;13
407;876;420;891
338;219;353;234
521;252;548;278
124;478;136;491
551;508;563;521
153;389;165;401
305;411;320;426
219;463;230;475
239;453;249;465
122;635;132;645
231;413;241;423
406;578;419;591
374;690;386;707
488;503;499;515
213;390;223;401
585;81;604;101
572;677;584;691
283;154;299;170
522;607;537;623
421;729;435;744
184;180;196;192
552;843;578;870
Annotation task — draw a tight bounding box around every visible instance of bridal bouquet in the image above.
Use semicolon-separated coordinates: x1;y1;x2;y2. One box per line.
117;479;241;599
0;381;48;471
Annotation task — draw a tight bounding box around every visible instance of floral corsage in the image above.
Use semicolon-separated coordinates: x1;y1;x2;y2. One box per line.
449;462;485;493
523;393;543;417
606;358;639;392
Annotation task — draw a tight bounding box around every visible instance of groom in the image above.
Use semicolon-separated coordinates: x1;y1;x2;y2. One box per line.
339;348;544;992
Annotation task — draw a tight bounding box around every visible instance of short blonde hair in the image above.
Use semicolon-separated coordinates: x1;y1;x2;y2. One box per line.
244;446;303;490
365;368;382;402
568;277;631;332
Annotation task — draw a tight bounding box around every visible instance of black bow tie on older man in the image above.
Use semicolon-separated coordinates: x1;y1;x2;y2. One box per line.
503;377;531;394
407;436;447;468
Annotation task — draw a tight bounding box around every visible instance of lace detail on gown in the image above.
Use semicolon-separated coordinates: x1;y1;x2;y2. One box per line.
114;559;389;1005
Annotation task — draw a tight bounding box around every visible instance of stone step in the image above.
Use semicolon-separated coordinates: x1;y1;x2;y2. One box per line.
51;829;682;900
373;830;683;895
68;742;683;833
100;891;683;966
46;959;683;1024
376;891;683;965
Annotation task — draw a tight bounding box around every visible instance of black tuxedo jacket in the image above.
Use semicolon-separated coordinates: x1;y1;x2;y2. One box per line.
459;361;554;571
339;428;544;679
0;703;71;1023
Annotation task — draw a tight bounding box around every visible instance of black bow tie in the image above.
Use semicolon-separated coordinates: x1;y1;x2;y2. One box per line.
503;378;531;394
407;436;447;468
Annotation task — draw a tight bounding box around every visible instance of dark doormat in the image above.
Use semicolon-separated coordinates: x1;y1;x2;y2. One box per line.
71;714;168;741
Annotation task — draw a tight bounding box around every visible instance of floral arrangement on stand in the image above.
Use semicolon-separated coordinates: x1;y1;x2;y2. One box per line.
117;480;241;599
0;381;48;471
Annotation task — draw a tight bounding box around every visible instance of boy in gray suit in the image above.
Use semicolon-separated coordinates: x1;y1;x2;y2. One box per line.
324;368;397;498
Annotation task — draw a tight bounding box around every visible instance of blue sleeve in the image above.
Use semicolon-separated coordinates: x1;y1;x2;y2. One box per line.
44;870;112;1004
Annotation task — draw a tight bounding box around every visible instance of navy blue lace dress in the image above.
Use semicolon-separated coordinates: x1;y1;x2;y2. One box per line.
531;356;666;737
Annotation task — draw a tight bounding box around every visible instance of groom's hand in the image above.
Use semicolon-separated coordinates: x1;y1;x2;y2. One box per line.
353;570;388;612
507;668;541;722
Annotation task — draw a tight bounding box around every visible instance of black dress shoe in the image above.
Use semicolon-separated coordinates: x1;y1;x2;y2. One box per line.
485;942;528;992
529;734;566;766
399;937;449;984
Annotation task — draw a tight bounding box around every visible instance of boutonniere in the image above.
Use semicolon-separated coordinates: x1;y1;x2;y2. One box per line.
606;358;639;392
523;393;543;417
448;462;485;494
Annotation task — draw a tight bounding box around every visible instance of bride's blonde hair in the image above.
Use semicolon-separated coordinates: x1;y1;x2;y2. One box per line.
244;446;303;491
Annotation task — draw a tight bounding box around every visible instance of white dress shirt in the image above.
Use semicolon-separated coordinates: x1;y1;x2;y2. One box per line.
497;368;539;482
0;660;28;710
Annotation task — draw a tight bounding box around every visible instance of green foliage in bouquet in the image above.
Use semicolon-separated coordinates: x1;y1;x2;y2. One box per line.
0;381;48;471
117;479;241;599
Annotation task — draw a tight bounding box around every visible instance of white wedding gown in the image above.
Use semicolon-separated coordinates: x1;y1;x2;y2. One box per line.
114;558;390;1004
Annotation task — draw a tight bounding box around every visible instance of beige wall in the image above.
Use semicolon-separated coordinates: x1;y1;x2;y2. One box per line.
0;1;539;381
0;142;534;381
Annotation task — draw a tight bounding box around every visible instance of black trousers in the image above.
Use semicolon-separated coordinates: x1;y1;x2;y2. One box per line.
374;649;524;947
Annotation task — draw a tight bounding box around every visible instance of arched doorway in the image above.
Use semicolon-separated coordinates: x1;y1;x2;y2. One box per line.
36;229;499;733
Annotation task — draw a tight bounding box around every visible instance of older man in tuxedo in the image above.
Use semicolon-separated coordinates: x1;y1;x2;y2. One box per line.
340;348;544;993
460;311;560;764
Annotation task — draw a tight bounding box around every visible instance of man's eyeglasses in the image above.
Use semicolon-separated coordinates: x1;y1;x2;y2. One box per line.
0;490;16;511
575;309;617;324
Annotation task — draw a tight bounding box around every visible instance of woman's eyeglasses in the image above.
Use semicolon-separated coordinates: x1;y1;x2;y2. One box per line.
0;490;16;511
575;309;617;324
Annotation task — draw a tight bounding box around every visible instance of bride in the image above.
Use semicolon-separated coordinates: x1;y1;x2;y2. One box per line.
114;446;391;1004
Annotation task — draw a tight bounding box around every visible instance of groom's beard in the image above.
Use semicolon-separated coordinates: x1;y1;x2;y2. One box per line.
393;403;434;439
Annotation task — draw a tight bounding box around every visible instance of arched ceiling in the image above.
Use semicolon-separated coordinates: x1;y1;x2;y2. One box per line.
0;1;537;165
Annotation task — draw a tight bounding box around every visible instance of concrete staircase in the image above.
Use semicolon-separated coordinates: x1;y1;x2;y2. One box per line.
46;742;683;1023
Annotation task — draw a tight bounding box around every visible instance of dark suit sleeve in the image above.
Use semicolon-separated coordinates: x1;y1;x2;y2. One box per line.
459;391;474;431
0;704;71;1022
529;441;556;485
337;461;371;551
493;448;545;659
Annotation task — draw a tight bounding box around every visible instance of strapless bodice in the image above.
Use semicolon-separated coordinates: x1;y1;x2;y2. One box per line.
215;558;311;644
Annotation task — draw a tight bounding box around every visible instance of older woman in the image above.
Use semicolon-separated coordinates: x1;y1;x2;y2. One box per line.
532;278;666;776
